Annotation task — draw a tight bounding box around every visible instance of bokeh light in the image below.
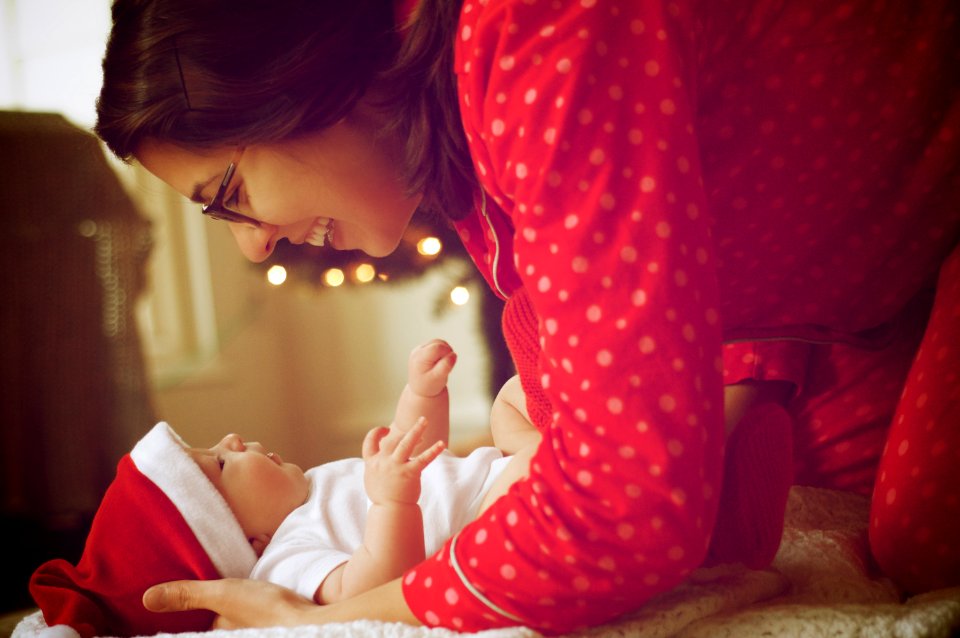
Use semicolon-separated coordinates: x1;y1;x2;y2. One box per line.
323;268;345;287
417;236;442;256
266;265;287;286
355;263;376;283
450;286;470;306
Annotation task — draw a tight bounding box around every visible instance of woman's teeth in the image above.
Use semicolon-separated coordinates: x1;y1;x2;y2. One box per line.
306;218;333;247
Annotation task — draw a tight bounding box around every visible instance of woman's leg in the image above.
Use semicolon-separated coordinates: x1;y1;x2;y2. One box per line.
869;245;960;594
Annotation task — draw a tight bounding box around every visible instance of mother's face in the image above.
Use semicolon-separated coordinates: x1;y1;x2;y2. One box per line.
137;106;421;262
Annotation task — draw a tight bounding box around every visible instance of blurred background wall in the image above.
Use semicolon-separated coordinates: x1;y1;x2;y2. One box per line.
0;0;507;616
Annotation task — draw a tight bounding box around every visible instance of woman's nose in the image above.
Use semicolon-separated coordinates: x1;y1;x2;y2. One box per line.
229;222;279;263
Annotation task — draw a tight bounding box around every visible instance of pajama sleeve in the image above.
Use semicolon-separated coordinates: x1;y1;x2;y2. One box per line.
723;341;813;397
401;1;725;633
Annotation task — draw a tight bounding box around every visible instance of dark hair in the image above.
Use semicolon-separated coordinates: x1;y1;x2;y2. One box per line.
95;0;477;219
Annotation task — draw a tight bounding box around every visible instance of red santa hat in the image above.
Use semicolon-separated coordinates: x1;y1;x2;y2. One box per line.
29;422;257;637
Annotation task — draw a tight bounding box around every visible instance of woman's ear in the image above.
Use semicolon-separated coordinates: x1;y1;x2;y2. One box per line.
249;533;272;557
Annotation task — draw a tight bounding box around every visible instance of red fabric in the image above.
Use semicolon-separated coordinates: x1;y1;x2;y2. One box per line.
403;0;960;632
29;457;219;637
723;341;812;397
501;287;553;431
870;245;960;594
705;403;793;569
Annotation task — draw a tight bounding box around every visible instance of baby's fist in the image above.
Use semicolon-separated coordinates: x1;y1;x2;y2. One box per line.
408;339;457;397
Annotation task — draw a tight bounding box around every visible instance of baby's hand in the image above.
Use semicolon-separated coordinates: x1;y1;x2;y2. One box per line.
408;339;457;398
362;418;445;506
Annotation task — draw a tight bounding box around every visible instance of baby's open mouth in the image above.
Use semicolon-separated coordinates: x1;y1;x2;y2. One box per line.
306;217;334;247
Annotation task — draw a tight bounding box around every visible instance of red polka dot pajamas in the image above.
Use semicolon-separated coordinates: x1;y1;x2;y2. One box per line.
400;0;960;632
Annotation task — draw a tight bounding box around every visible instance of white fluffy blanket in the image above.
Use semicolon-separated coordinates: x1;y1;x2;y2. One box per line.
15;486;960;638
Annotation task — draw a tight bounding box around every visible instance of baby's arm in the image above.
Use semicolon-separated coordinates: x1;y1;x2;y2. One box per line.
477;376;542;515
489;375;542;453
317;419;444;603
388;339;456;457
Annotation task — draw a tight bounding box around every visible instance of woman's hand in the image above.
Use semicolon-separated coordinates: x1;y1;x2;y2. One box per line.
143;578;318;630
143;577;420;629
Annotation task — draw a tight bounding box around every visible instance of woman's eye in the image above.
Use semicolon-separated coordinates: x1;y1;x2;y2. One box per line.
217;456;225;470
225;188;241;208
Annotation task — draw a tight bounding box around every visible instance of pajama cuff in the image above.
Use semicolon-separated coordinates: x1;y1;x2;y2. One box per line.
722;340;812;397
401;534;522;632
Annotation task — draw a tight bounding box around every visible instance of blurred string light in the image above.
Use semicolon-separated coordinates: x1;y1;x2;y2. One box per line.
323;268;345;287
354;263;376;283
450;285;470;306
417;236;442;256
266;265;287;286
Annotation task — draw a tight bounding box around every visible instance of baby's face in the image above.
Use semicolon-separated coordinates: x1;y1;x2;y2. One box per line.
188;434;309;541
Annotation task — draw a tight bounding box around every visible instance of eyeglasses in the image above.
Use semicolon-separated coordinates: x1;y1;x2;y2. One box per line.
201;147;262;227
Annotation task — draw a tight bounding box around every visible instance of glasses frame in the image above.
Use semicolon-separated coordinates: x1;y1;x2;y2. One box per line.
200;147;262;227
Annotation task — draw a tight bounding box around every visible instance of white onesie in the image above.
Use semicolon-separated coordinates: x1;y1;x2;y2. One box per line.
251;447;511;600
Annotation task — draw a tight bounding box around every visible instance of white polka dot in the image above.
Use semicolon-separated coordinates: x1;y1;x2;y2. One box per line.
564;214;579;229
589;149;605;165
587;305;602;322
461;25;472;41
557;58;572;73
617;523;635;539
475;528;488;544
491;119;505;136
425;611;440;625
597;350;613;366
639;336;656;353
499;55;515;70
573;256;589;273
645;60;660;76
660;395;677;412
445;588;459;604
524;88;538;104
544;128;557;144
632;289;648;306
537;276;551;292
620;245;638;262
516;163;528;178
671;488;687;505
507;510;519;526
500;564;517;580
641;176;657;192
607;396;623;413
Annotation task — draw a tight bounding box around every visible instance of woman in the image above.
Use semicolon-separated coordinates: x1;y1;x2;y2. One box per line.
96;0;960;633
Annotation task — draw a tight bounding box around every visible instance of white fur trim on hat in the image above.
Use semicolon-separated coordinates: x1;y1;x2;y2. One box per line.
130;422;257;577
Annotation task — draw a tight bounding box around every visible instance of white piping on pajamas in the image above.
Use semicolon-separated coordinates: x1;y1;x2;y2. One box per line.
449;533;524;623
479;189;509;299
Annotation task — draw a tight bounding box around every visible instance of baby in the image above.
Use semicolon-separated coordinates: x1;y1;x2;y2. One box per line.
29;339;539;638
